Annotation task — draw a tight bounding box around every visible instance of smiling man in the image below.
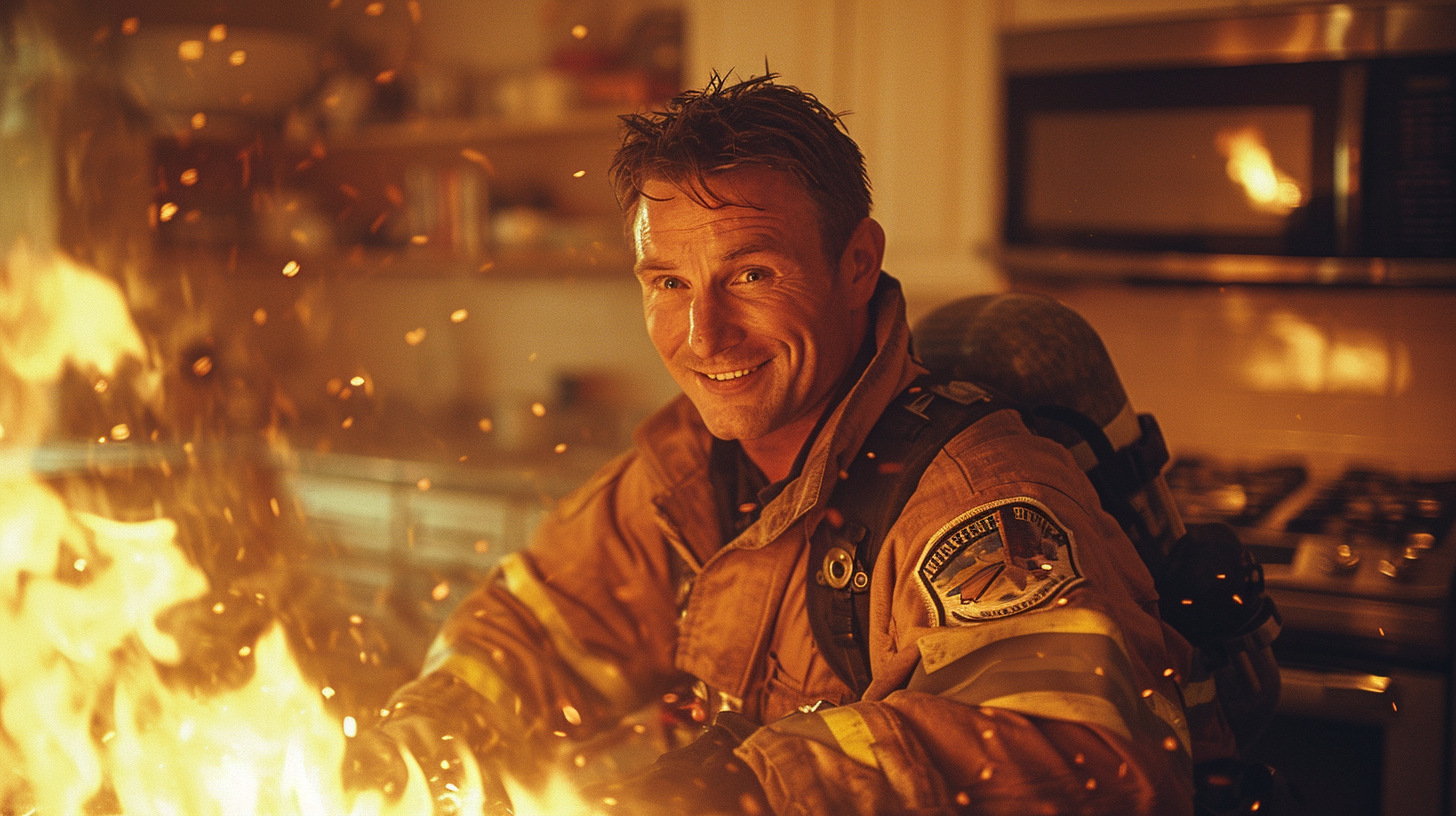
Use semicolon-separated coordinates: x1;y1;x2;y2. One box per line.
630;165;882;482
355;74;1201;816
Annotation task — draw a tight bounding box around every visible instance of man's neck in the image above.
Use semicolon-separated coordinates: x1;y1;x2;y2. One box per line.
739;319;880;483
739;407;827;484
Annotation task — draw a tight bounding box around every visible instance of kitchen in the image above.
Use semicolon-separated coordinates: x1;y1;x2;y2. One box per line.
1;1;1454;814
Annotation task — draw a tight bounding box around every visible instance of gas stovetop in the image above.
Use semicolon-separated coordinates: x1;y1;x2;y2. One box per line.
1165;458;1456;664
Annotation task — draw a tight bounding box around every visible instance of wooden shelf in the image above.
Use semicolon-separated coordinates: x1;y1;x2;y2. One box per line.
328;244;635;279
327;109;627;152
154;243;634;279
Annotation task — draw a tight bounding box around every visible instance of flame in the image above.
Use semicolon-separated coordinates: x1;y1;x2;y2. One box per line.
0;243;151;398
1215;126;1304;216
0;9;630;806
0;241;606;813
505;774;608;816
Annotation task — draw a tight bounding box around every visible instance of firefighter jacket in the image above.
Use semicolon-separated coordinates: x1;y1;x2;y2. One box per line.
390;274;1199;815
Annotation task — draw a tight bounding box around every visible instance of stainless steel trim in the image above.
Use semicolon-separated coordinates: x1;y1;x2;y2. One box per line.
1000;245;1456;285
1385;2;1456;54
1004;5;1382;73
1278;666;1394;723
1335;61;1368;256
1003;3;1454;75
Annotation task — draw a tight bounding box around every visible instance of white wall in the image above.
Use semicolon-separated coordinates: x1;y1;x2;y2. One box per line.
685;0;1006;316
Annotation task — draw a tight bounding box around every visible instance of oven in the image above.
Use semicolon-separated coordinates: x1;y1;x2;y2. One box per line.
1166;459;1456;815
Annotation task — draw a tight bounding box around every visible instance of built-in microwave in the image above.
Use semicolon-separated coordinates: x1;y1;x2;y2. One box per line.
1001;3;1456;285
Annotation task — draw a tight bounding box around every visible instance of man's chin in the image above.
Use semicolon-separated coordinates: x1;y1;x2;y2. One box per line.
691;401;776;443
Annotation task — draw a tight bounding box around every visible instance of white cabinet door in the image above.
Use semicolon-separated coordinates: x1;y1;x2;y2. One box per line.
683;0;1005;313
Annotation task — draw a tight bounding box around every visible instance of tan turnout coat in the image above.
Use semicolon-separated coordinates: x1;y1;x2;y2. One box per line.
412;276;1200;815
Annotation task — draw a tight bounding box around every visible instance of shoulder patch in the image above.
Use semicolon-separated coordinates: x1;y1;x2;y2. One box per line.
915;498;1083;624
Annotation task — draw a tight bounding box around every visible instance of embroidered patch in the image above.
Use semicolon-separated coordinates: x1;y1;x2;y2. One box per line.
916;498;1083;624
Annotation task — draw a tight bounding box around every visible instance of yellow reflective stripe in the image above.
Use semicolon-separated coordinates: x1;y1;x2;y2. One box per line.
916;606;1131;675
978;690;1134;742
421;642;514;708
767;707;880;769
818;706;880;769
913;607;1191;756
1184;676;1218;707
498;553;636;710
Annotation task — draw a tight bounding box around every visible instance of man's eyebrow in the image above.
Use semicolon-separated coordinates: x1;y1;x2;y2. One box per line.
635;236;781;274
634;257;676;274
721;239;778;262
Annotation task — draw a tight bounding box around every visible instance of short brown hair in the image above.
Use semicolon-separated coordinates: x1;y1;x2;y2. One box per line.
610;72;872;264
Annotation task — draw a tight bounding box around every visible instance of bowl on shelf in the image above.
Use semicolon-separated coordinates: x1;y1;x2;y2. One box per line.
119;26;319;122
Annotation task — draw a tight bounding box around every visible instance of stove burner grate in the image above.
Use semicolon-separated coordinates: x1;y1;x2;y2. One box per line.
1165;457;1309;528
1284;469;1456;547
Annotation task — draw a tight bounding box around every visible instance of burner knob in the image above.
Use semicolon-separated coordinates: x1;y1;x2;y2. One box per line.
1379;546;1422;581
1328;543;1361;574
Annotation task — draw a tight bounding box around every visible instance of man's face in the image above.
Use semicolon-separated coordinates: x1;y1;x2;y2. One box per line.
630;167;868;448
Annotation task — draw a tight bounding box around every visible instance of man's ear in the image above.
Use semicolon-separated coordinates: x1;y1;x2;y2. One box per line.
839;217;886;307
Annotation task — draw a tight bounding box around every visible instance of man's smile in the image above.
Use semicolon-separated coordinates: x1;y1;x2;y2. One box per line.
701;363;765;382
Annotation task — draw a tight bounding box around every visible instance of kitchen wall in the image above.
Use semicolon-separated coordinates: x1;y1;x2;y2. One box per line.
1036;283;1456;474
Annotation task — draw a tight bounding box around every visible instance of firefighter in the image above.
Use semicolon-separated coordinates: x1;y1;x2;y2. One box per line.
347;73;1204;816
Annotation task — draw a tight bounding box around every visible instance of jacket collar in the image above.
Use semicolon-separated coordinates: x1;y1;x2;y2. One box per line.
635;273;926;567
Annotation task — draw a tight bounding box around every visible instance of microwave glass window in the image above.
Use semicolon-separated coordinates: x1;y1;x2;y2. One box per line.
1025;106;1314;238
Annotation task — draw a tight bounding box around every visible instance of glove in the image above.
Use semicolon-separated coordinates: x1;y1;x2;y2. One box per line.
341;672;514;815
341;724;410;800
583;711;772;816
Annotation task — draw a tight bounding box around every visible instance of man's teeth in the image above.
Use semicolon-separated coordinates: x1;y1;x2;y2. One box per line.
706;365;759;382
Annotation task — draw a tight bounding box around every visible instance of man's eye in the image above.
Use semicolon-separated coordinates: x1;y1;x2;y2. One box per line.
660;277;683;290
740;269;765;283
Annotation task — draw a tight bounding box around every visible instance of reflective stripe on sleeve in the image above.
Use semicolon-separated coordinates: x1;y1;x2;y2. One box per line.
910;607;1190;754
496;553;637;710
421;636;515;708
768;706;880;769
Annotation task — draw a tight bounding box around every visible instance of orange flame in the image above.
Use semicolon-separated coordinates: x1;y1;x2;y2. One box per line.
1215;126;1304;216
0;243;608;813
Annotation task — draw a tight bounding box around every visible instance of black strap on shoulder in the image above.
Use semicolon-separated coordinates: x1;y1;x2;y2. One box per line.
1028;405;1171;574
807;378;1008;695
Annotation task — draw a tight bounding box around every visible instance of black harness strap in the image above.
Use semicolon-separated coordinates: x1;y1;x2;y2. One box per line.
807;379;1007;695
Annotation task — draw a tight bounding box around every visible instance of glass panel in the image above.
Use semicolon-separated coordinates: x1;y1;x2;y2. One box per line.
1026;105;1313;236
1247;715;1383;816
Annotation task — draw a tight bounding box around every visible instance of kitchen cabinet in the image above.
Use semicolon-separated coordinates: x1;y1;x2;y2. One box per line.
135;0;680;283
284;449;567;626
684;0;1004;313
151;107;633;280
275;109;634;278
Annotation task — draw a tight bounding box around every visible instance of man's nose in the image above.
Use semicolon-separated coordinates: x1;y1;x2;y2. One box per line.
687;289;744;359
